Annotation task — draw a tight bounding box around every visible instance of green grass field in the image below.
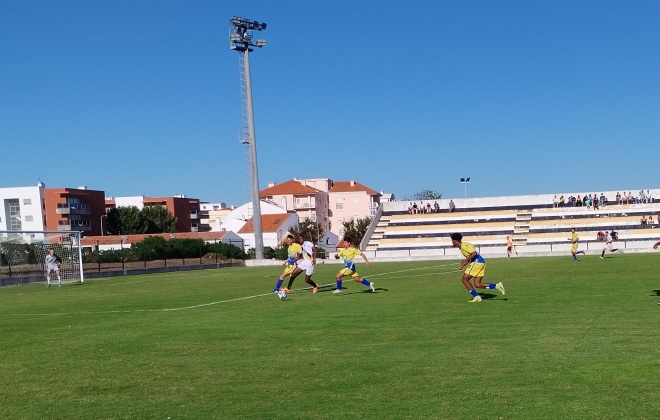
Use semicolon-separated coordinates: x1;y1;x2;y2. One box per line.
1;254;659;419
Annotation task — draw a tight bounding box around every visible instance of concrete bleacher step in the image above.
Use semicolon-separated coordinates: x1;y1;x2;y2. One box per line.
366;199;660;253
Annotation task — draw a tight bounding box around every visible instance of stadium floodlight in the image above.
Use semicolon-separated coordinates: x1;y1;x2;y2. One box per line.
229;16;267;259
460;177;471;198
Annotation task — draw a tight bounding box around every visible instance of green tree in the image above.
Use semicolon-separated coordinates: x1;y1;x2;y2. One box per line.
142;205;177;234
105;207;122;235
106;205;177;235
112;206;147;234
132;235;168;260
288;220;324;243
341;217;372;245
403;189;443;200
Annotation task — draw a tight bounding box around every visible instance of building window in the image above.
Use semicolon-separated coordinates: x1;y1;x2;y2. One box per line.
336;202;343;209
8;199;22;231
23;198;32;205
25;215;33;222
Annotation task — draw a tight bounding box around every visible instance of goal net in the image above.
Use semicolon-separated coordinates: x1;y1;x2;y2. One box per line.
0;231;84;286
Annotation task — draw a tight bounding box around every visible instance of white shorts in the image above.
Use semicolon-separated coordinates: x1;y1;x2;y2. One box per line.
296;258;314;276
46;264;59;273
603;243;615;251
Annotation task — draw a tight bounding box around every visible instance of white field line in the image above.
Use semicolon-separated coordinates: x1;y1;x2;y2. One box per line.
0;263;458;317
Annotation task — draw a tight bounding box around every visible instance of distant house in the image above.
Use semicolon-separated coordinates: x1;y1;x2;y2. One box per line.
261;178;386;238
237;213;300;252
329;180;381;238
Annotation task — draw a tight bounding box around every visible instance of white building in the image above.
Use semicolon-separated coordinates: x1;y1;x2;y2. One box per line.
0;183;47;232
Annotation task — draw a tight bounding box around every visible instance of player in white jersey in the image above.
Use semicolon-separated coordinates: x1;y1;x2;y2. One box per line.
600;231;620;259
45;249;62;288
285;234;320;293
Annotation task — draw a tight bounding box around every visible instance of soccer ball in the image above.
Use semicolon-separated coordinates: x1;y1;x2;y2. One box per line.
277;290;287;300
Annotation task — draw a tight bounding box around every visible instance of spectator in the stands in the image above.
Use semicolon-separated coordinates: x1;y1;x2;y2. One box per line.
434;201;440;213
639;190;646;204
426;202;432;214
412;202;419;214
627;192;634;204
641;215;647;225
559;195;565;207
616;192;622;205
600;193;607;206
576;195;582;207
647;190;653;204
553;195;559;208
593;195;599;210
449;199;456;212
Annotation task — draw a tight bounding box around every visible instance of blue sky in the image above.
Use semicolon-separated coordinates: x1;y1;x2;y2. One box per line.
1;1;658;206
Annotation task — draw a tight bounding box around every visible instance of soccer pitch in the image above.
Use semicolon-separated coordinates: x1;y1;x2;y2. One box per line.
1;254;659;419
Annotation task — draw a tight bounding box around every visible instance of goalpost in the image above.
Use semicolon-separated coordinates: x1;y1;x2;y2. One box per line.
0;230;84;286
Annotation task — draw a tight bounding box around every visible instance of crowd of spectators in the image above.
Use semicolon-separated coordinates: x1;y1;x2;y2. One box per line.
408;201;442;214
640;214;659;225
553;190;655;209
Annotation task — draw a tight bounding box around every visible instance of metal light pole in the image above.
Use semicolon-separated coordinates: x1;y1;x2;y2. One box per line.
100;214;107;236
460;177;471;199
230;16;267;259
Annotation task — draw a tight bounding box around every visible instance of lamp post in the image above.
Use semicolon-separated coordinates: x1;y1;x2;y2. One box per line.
460;177;471;199
230;16;267;260
100;214;107;236
120;235;126;271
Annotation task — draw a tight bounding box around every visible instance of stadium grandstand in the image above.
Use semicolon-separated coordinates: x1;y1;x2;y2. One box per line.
361;190;660;261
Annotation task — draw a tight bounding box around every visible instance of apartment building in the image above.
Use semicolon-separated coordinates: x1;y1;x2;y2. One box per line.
0;184;47;232
0;183;107;236
44;186;106;235
329;180;381;237
260;178;381;237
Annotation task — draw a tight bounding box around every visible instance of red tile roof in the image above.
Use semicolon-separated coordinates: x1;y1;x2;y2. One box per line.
238;213;293;234
330;181;379;195
260;180;320;197
81;231;231;246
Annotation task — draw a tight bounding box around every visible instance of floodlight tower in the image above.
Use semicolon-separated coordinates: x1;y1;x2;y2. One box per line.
460;177;471;198
230;16;267;259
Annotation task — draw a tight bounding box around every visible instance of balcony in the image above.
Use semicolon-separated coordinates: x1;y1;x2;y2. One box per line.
294;201;315;209
58;219;92;231
56;203;91;215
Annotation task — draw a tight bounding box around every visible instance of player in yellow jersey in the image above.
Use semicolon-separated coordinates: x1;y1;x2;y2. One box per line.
284;234;320;293
450;233;505;303
568;228;586;262
272;234;302;293
333;237;375;294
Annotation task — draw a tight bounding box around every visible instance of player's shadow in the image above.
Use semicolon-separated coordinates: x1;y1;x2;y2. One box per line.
479;293;507;301
316;285;387;295
652;290;660;297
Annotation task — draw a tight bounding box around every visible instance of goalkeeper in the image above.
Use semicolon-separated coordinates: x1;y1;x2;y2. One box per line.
45;249;62;288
